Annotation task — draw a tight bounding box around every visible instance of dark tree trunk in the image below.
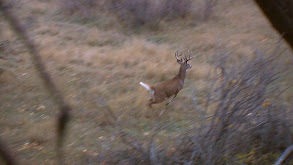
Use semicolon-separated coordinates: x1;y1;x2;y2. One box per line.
254;0;293;50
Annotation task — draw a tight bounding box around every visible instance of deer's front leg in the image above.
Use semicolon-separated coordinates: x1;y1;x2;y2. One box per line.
159;94;177;116
166;94;177;106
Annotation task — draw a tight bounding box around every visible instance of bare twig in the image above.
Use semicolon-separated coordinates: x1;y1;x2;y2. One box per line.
275;144;293;165
148;122;176;164
97;98;148;157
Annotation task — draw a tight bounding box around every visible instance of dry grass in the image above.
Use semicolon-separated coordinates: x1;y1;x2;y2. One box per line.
1;0;293;164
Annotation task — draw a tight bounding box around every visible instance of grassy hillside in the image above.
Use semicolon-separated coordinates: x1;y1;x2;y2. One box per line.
1;0;292;164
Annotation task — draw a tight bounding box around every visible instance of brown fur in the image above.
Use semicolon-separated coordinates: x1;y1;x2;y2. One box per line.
144;54;192;108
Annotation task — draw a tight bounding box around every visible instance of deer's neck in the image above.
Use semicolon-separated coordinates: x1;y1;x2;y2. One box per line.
177;66;186;82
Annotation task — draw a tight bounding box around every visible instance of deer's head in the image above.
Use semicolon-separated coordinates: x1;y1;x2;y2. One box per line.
175;51;193;70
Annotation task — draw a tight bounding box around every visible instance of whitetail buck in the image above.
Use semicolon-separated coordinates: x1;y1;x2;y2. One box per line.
140;51;193;108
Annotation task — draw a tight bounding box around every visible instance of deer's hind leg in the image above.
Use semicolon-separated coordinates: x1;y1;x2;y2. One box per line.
148;97;165;108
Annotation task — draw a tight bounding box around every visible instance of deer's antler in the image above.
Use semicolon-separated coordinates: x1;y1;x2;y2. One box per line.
185;50;194;62
185;55;193;61
176;50;194;62
175;50;183;62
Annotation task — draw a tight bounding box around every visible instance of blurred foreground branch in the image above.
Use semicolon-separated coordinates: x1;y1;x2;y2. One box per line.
275;144;293;165
0;138;17;165
0;1;71;164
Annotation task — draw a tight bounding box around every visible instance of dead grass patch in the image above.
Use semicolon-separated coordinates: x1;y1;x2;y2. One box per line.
24;120;55;144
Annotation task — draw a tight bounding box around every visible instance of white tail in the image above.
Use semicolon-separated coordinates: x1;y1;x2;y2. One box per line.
140;50;193;108
140;82;151;91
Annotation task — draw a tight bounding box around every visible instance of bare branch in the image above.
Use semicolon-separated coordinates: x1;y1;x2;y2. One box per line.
97;98;148;157
0;1;71;164
0;138;17;165
275;144;293;165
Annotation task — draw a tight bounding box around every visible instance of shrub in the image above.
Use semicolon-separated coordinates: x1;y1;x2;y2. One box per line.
108;0;165;29
203;0;218;21
182;50;292;164
110;0;193;28
59;0;99;18
165;0;192;19
59;0;194;29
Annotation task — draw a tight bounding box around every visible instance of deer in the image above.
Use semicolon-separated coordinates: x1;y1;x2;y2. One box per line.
140;50;193;108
